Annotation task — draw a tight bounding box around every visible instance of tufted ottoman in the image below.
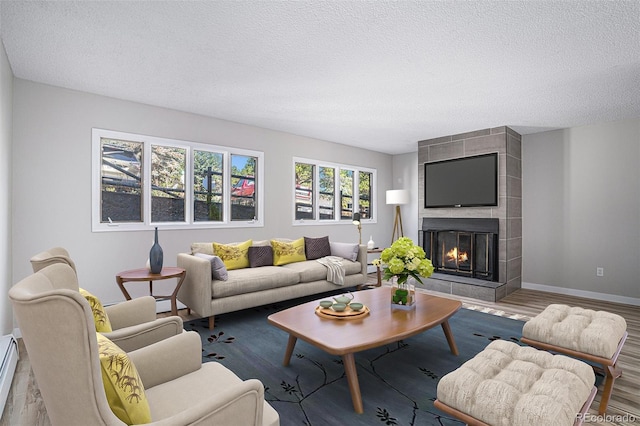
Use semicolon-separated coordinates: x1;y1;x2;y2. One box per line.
521;304;627;415
434;340;597;426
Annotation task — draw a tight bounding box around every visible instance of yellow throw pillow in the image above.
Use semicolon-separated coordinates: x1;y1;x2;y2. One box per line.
271;238;306;266
80;288;113;333
96;333;151;425
213;240;252;270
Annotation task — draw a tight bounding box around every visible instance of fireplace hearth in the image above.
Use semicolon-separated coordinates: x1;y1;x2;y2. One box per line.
422;218;499;282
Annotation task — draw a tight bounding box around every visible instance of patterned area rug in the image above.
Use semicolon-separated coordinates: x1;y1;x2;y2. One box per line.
185;293;526;426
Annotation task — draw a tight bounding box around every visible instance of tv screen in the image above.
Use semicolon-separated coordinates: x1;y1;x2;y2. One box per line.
424;153;498;208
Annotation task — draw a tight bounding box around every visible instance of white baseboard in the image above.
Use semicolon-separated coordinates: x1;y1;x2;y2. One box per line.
522;282;640;306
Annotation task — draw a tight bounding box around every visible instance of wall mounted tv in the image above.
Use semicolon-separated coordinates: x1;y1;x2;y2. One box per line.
424;153;498;208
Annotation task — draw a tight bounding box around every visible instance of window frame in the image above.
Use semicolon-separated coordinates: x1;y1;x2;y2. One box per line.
292;157;377;226
92;128;264;232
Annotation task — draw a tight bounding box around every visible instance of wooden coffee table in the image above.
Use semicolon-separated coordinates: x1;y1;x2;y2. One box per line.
267;287;462;413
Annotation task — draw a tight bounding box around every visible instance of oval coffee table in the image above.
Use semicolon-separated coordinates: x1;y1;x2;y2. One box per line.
267;287;462;414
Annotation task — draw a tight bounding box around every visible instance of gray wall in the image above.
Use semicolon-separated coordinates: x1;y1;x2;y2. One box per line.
522;119;640;303
11;79;393;306
392;152;419;245
0;36;13;334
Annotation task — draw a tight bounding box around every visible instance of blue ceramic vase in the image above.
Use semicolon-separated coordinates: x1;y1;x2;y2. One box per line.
149;227;163;274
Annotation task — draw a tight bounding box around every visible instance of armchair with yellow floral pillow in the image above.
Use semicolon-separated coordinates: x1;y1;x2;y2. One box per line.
9;263;280;426
30;247;184;352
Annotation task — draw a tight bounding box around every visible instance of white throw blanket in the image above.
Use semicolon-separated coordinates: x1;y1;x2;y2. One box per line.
316;256;345;286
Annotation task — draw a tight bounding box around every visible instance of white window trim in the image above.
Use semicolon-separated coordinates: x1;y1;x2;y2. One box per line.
92;128;264;232
292;157;377;226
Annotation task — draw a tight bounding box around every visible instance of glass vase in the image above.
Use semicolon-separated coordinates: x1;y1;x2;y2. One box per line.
390;280;415;310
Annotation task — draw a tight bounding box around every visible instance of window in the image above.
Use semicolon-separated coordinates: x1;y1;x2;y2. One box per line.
293;158;376;224
93;128;264;231
193;150;223;222
319;166;335;220
100;138;143;223
231;155;258;221
359;171;373;219
294;163;314;220
340;169;354;220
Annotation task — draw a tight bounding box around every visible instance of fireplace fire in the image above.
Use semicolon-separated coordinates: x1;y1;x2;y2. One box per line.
422;218;499;282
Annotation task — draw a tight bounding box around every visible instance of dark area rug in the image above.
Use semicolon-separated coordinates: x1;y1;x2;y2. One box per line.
184;293;525;426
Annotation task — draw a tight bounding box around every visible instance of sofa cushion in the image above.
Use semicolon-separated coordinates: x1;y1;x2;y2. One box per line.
271;238;306;266
212;266;300;298
282;258;363;282
304;236;331;260
330;242;359;261
97;333;151;424
213;240;252;270
248;246;273;268
191;242;214;255
281;260;328;282
193;253;228;281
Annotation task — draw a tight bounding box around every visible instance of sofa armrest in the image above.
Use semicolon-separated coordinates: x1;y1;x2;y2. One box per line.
104;296;157;329
102;316;184;352
356;244;367;276
176;253;213;317
149;379;267;426
128;331;202;388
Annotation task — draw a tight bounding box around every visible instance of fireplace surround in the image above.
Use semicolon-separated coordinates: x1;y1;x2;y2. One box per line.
418;126;522;302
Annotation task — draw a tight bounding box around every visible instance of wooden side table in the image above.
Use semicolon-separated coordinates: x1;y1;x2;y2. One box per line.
115;267;186;316
367;248;384;287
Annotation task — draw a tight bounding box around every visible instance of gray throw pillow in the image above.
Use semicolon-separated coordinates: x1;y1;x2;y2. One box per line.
330;242;359;261
248;245;273;267
194;253;228;281
304;236;331;260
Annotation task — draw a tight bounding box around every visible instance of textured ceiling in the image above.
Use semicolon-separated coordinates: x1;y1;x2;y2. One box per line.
1;1;639;154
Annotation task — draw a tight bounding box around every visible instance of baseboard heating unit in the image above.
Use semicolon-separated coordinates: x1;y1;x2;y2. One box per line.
0;335;18;419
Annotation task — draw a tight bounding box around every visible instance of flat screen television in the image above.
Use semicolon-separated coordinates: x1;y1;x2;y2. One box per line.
424;153;498;208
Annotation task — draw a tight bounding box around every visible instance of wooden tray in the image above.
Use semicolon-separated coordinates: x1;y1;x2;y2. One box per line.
315;305;370;320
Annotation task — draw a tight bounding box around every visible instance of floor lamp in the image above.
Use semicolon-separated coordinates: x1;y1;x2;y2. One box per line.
352;212;362;245
386;189;409;244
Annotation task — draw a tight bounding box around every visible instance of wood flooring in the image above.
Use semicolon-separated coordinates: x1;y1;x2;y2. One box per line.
2;277;638;425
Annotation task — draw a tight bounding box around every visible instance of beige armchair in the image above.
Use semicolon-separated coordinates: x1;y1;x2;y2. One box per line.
30;247;183;352
9;263;280;426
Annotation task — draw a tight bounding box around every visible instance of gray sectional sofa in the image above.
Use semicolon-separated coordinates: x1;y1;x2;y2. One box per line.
176;241;367;329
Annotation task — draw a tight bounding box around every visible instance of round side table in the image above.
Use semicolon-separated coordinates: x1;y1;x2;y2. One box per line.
115;267;186;316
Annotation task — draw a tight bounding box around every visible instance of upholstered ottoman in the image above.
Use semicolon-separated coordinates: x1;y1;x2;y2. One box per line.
434;340;597;426
521;304;627;415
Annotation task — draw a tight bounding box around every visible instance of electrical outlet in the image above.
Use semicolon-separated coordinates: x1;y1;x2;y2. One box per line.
596;267;604;277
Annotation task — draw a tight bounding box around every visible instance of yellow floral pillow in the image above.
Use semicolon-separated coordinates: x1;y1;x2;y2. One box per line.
96;333;151;424
213;240;252;270
271;238;306;266
80;288;113;333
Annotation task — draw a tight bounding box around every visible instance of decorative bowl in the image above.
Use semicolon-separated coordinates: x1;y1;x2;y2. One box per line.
349;302;364;311
332;303;347;312
319;300;333;309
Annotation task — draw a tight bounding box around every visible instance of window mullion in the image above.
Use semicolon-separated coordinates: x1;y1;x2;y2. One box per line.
184;146;193;225
223;152;230;223
143;140;152;225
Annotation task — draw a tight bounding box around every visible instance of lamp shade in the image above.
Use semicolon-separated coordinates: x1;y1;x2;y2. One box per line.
352;212;361;225
386;189;409;205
